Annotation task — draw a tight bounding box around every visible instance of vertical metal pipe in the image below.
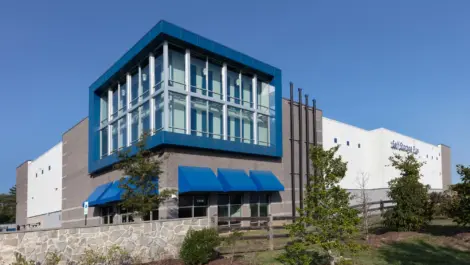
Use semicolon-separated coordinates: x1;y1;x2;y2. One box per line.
298;88;304;211
305;95;310;188
312;99;318;208
290;83;296;220
312;99;317;146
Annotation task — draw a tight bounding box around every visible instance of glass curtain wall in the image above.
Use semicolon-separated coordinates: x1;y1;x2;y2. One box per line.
98;43;275;158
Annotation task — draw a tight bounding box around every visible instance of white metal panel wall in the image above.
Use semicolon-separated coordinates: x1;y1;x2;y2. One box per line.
27;142;63;217
322;118;443;190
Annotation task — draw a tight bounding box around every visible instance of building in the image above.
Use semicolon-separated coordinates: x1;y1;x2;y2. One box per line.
15;20;450;230
322;117;452;203
15;142;62;229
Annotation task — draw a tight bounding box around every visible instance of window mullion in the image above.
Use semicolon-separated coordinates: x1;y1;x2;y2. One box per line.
163;41;170;132
149;53;155;134
185;49;191;135
253;75;258;145
107;89;112;155
222;63;228;140
126;73;131;146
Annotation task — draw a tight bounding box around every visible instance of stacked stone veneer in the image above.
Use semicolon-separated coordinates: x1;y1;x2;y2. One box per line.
0;218;209;264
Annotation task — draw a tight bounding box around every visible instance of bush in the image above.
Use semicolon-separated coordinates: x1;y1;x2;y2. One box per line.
78;245;138;265
383;154;432;231
179;228;221;265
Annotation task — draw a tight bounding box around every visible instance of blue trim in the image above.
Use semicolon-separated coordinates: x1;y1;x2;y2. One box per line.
179;166;224;193
249;170;284;191
89;131;279;173
90;20;280;93
88;20;283;174
217;168;258;192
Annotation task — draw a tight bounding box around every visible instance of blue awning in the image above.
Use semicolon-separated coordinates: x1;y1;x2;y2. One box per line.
93;177;159;206
249;170;284;191
179;166;224;193
85;182;113;207
217;168;258;192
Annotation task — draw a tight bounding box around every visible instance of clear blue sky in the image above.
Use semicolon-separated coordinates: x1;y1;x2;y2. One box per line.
0;0;468;192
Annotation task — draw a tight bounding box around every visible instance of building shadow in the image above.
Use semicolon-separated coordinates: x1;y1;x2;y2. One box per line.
378;240;470;265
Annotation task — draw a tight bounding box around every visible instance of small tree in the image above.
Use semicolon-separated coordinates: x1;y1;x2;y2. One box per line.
356;172;371;241
222;230;244;264
114;132;175;217
448;165;470;226
279;145;361;265
383;153;432;231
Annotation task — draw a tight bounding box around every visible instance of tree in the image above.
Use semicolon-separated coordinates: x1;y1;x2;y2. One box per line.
0;185;16;224
447;165;470;226
113;132;175;217
278;145;361;265
383;153;432;231
356;172;371;241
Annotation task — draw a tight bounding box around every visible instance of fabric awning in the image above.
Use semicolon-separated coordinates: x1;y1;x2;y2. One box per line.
217;168;258;192
178;166;224;193
92;177;159;206
249;170;284;191
85;182;113;207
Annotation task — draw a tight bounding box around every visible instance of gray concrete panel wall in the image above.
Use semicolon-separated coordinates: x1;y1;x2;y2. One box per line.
16;161;29;227
61;118;125;228
440;144;452;190
26;211;61;230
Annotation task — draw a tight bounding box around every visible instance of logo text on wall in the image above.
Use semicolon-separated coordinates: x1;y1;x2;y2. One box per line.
390;141;419;155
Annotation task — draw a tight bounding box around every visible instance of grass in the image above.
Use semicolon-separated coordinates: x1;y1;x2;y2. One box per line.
231;218;470;265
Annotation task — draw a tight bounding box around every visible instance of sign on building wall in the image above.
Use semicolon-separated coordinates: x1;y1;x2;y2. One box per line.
390;140;419;155
83;202;89;216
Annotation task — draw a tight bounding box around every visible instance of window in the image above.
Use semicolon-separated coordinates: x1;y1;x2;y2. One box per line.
242;110;254;144
100;91;109;125
49;166;51;171
346;141;350;146
111;86;119;120
142;209;159;221
42;170;44;174
119;82;127;114
358;143;361;148
227;69;240;104
111;121;118;153
118;117;127;149
168;49;185;91
334;138;337;143
36;173;37;178
208;61;222;100
101;206;115;225
190;55;207;95
154;93;164;132
141;62;150;99
257;114;270;146
209;102;223;139
155;54;164;91
257;80;273;112
169;92;186;133
427;155;428;158
218;194;243;227
178;195;209;218
227;107;241;142
241;74;253;108
250;193;270;226
120;206;134;223
130;102;150;143
191;97;208;137
130;71;140;107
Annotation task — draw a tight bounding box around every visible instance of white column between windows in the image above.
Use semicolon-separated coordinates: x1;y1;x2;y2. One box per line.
253;75;258;145
107;89;112;155
163;41;170;132
138;66;143;138
185;49;191;135
149;53;156;135
126;73;131;147
117;83;121;148
222;63;228;140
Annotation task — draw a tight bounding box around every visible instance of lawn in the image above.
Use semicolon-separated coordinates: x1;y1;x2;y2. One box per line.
225;219;470;265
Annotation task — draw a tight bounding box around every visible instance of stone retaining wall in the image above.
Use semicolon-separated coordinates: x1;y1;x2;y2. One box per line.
0;218;209;264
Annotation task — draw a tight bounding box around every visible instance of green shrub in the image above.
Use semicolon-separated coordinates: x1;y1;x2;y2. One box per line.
44;251;61;265
11;253;35;265
77;245;138;265
179;228;221;265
